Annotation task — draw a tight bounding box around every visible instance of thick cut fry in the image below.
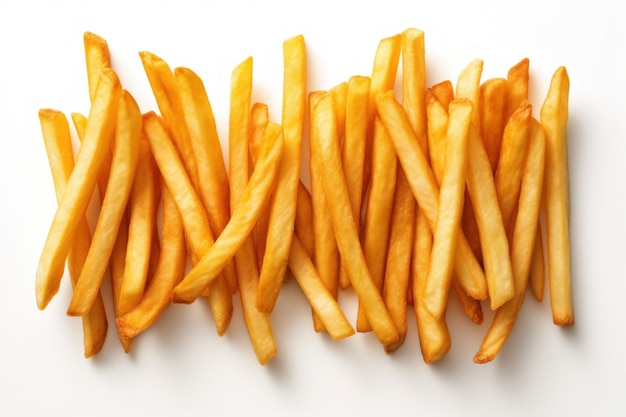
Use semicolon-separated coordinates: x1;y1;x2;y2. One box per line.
117;183;187;339
506;58;530;120
422;99;473;320
36;69;121;310
289;237;355;341
83;32;110;105
257;35;306;313
358;117;397;332
376;91;487;304
474;118;546;363
479;78;508;172
540;66;574;326
466;124;514;310
39;109;108;357
312;92;399;346
67;90;142;316
117;135;158;314
173;123;284;303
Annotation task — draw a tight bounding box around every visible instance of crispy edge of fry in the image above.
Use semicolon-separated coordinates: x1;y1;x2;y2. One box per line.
313;92;399;346
474;118;546;363
256;35;307;314
39;109;109;357
84;31;111;105
173;123;284;304
67;90;142;317
540;66;574;326
36;68;121;310
466;124;515;310
479;77;508;172
506;58;530;120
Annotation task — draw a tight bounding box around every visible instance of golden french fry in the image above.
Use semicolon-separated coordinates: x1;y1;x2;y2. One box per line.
540;66;574;326
456;59;483;129
330;81;348;143
39;109;108;357
529;225;546;302
431;80;454;110
466;124;514;310
83;32;110;104
506;58;530;120
36;68;121;310
474;118;546;363
479;77;508;172
312;92;399;346
257;35;306;313
173;122;284;303
117;182;187;340
295;182;315;258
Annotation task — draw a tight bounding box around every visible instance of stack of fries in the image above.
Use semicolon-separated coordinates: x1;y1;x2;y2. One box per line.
35;29;573;365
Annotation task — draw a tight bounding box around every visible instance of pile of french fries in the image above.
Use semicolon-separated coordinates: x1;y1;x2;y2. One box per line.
36;29;573;365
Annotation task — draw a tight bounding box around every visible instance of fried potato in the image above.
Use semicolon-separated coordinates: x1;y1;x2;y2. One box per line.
529;227;546;302
479;78;508;172
505;58;530;120
83;32;111;105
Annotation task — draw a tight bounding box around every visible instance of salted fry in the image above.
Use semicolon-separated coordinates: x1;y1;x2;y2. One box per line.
257;35;306;313
36;69;121;310
474;118;546;363
173;122;284;304
540;66;574;326
479;78;508;172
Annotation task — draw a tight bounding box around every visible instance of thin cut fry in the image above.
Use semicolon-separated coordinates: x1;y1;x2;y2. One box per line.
295;182;315;258
540;66;574;326
529;226;546;301
506;58;530;120
431;80;454;110
479;78;508;172
249;103;271;267
83;32;111;105
456;59;484;130
36;68;121;310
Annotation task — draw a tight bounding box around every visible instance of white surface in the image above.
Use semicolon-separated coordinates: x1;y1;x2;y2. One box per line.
1;0;625;415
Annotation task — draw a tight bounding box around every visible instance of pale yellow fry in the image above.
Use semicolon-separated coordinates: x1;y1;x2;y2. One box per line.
479;77;508;172
495;101;532;235
474;118;546;363
506;58;530;120
117;135;158;315
455;58;483;130
423;99;473;320
466;124;514;310
529;224;546;302
256;35;306;313
36;68;121;310
173;123;284;303
312;92;399;346
289;236;355;341
540;66;574;326
375;91;487;303
83;32;110;105
39;109;108;357
117;183;187;340
358;117;397;332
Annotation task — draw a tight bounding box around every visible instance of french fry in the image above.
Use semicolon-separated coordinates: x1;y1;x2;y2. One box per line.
330;81;348;143
430;80;455;110
474;118;546;363
39;109;108;357
173;122;284;304
36;68;121;310
540;66;574;326
505;58;530;120
83;32;111;105
295;182;315;258
257;35;306;313
312;92;398;345
466;124;514;310
529;227;546;302
479;77;508;172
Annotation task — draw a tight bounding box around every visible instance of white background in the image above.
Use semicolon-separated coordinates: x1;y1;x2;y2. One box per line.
1;0;625;416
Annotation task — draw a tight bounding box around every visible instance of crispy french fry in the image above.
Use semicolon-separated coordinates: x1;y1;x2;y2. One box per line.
540;66;574;326
295;182;315;258
109;209;132;353
312;92;399;346
430;80;455;110
173;122;284;303
83;32;111;105
39;109;108;357
330;81;348;143
249;103;271;267
479;78;508;172
117;182;187;339
456;59;483;128
529;226;546;302
257;35;306;313
474;118;546;363
36;68;121;310
466;124;514;310
506;58;530;120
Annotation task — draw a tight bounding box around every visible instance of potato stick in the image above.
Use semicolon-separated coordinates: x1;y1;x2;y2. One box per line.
109;208;132;352
474;118;545;363
117;135;158;315
249;103;270;266
506;58;530;120
431;80;454;110
289;236;354;341
83;32;110;105
117;183;187;340
67;90;142;316
479;78;508;172
256;35;306;313
357;117;397;332
36;69;121;310
39;109;108;357
529;224;546;301
495;101;532;235
466;124;514;310
376;91;487;303
412;206;451;363
401;28;427;139
312;92;399;346
140;51;199;187
173;123;284;304
295;182;315;258
456;59;483;130
383;169;416;353
540;66;574;326
330;81;348;143
422;99;473;320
